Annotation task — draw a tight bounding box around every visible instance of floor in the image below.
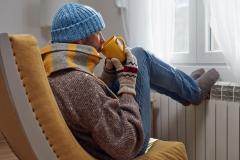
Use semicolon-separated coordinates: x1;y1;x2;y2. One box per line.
0;133;18;160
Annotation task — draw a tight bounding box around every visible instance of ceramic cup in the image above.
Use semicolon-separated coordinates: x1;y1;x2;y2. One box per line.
101;36;126;63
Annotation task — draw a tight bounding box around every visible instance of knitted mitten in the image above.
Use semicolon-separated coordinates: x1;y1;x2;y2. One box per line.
111;48;138;96
100;58;117;86
191;68;205;80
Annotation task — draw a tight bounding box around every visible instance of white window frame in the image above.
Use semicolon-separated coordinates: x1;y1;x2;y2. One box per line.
171;0;225;64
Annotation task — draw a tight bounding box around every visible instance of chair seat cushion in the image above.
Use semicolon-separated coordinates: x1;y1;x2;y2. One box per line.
135;139;188;160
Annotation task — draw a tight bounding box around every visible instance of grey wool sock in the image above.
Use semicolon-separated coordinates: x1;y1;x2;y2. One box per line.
197;68;220;100
191;68;205;80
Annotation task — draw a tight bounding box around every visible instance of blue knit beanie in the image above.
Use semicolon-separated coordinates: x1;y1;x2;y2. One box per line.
51;3;105;43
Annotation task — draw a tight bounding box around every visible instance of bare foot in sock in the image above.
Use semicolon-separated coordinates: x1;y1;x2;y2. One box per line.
191;68;205;80
194;68;220;104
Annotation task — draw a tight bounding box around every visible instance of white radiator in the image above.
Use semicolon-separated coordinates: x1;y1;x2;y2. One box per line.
152;82;240;160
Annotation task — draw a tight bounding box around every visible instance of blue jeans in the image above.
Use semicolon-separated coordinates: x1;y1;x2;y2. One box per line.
110;47;201;155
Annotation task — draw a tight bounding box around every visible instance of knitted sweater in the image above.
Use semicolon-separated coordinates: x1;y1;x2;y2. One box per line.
41;43;144;160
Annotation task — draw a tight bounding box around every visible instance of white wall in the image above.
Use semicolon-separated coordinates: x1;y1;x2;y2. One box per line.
0;0;123;47
0;0;46;46
78;0;124;39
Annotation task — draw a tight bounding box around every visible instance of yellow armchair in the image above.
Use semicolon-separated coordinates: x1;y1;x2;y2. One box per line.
0;33;187;160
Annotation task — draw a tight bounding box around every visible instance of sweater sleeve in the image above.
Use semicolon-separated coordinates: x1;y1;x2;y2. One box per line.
49;70;144;160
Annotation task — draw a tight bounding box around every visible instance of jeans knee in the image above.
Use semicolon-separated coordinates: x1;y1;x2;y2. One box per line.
131;47;150;63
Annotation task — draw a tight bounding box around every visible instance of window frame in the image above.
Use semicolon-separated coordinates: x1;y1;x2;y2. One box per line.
171;0;225;64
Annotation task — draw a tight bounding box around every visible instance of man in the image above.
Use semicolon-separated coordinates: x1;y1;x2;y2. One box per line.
41;2;219;160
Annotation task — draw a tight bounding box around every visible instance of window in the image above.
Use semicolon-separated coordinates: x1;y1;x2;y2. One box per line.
171;0;224;64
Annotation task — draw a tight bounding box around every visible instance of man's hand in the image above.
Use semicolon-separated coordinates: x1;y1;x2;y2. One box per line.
99;58;117;86
111;48;138;96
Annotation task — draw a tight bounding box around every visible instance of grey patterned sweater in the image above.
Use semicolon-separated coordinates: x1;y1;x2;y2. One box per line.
48;69;144;160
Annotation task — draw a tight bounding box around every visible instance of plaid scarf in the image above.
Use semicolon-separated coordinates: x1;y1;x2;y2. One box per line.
41;43;102;76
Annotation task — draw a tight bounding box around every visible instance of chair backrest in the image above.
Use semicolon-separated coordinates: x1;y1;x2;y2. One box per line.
0;33;95;160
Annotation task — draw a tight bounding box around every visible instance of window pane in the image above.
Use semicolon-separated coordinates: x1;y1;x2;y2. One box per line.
174;0;189;52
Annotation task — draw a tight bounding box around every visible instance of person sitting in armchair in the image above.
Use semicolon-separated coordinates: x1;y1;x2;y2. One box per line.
41;2;219;160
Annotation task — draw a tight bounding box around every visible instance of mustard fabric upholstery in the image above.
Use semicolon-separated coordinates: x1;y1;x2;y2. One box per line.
136;140;188;160
1;34;188;160
9;35;95;160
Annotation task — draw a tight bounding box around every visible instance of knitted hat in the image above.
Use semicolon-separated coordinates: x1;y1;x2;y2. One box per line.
51;3;105;43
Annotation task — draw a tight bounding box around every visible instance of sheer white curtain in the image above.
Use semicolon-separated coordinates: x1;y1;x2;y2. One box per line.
204;0;240;81
120;0;175;62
